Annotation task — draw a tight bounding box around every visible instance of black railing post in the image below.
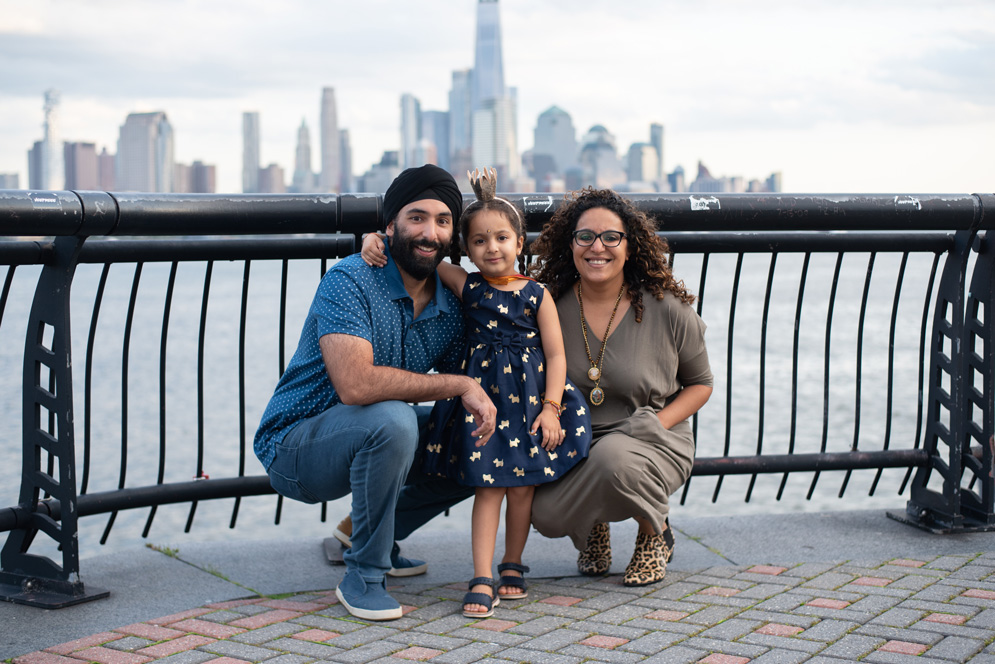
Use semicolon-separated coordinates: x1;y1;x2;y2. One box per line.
890;194;995;533
0;199;113;606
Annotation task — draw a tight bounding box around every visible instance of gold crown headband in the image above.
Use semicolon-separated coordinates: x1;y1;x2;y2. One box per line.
467;168;523;225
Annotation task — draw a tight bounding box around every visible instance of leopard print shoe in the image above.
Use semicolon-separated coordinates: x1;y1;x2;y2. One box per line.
623;531;667;587
577;522;611;575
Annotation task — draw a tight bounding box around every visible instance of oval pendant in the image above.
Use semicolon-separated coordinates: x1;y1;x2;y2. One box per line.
587;366;601;381
590;387;605;406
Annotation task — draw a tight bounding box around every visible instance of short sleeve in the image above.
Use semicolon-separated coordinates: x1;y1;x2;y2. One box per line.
672;301;713;388
313;267;374;343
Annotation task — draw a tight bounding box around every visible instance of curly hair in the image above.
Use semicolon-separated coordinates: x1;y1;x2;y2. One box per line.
528;187;695;323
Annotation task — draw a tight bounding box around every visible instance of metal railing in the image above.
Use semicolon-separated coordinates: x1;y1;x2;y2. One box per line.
0;189;993;607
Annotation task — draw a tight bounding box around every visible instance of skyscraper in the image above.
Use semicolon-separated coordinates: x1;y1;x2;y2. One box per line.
64;142;99;190
448;69;473;175
32;90;64;190
470;0;518;187
320;87;340;193
339;128;353;193
116;111;174;192
421;110;450;171
242;111;261;193
533;106;577;178
649;123;664;181
291;119;314;192
472;0;504;113
400;93;421;170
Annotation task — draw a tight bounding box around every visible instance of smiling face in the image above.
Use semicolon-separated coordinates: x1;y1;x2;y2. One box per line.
571;207;629;288
385;198;454;281
464;209;524;278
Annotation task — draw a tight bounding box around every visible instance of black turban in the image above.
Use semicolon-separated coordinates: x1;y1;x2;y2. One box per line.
382;164;462;229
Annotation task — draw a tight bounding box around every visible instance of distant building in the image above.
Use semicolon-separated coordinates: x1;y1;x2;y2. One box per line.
291;119;315;193
578;125;624;189
448;69;473;176
470;0;517;188
259;163;286;193
533;106;577;182
400;93;421;170
64;142;99;190
242;111;261;193
625;142;659;186
97;147;115;190
41;90;64;190
421;110;450;172
649;123;664;182
116;111;174;192
192;161;216;193
320;87;340;192
0;173;19;189
668;165;686;193
473;96;518;186
27;141;44;189
358;151;401;195
339;128;353;193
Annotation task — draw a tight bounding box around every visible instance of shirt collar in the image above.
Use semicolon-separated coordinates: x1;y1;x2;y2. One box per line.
382;238;454;317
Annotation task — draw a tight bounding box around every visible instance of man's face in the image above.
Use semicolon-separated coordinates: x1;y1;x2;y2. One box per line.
386;199;454;281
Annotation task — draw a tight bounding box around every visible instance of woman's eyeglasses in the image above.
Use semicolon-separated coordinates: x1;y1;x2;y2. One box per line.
572;230;627;247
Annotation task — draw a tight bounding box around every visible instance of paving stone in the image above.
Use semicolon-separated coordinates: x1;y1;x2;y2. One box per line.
411;614;478;635
230;622;305;645
782;563;841;580
639;644;707;663
617;630;686;655
575;591;640;611
292;614;366;633
752;593;807;612
444;626;530;645
735;583;793;600
680;604;744;626
678;636;768;658
508;615;575;636
197;611;245;625
144;651;215;664
71;646;153;664
912;620;995;640
700;618;764;640
194;640;277;661
559;620;646;640
646;581;706;601
802;573;856;590
747;648;814;664
888;575;939;591
104;637;155;652
798;619;860;642
622;617;704;635
429;642;505;664
326;640;406;663
585;603;657;625
967;608;995;629
559;644;644;662
871;607;926;627
928;556;974;572
321;625;400;648
855;623;945;645
383;632;471;651
819;634;886;659
739;632;825;654
738;610;818;629
136;638;218;661
264;637;345;659
257;655;313;664
927;635;986;661
482;647;583;664
516;627;588;651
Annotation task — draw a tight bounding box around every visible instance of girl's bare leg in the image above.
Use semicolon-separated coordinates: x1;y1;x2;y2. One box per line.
498;485;534;596
466;486;505;614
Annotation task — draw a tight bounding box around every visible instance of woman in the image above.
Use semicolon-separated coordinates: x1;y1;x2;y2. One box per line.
529;188;713;586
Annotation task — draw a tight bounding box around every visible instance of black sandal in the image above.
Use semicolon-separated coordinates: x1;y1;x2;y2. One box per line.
462;577;500;618
496;562;530;600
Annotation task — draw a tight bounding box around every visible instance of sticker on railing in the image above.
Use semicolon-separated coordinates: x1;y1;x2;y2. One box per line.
28;192;62;209
894;195;922;211
523;195;554;213
690;195;721;211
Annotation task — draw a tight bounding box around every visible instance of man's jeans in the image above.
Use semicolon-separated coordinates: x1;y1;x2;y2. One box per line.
267;401;472;578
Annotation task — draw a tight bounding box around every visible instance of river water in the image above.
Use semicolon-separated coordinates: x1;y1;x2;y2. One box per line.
0;246;941;560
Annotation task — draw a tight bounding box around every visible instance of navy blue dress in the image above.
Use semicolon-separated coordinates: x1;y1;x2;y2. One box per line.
423;273;591;487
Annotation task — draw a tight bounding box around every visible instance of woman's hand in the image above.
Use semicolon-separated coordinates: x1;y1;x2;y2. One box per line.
531;405;565;452
361;232;388;267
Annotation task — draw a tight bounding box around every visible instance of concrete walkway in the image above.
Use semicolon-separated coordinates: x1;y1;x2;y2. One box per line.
3;509;995;663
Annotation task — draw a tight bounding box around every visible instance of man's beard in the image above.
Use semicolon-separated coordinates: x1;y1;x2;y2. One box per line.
389;227;449;281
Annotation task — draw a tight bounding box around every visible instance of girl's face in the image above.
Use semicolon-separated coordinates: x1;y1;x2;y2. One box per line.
464;209;524;278
571;207;629;287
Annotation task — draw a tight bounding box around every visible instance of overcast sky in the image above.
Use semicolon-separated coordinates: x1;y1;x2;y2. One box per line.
1;0;992;194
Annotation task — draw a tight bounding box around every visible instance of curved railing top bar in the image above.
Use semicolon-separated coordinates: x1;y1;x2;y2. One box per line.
0;190;991;237
0;189;992;609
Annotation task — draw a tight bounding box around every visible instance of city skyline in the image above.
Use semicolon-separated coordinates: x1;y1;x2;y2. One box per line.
1;0;992;194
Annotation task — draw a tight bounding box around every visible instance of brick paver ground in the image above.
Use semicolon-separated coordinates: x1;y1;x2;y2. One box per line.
11;553;995;664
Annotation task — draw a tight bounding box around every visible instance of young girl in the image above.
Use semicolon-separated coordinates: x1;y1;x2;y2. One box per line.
362;168;591;618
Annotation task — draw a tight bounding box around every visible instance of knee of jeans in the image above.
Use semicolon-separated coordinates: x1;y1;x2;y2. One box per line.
369;401;420;454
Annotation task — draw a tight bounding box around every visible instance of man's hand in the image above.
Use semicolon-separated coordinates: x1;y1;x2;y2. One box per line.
459;377;497;446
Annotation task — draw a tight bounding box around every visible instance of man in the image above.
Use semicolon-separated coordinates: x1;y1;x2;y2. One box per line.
253;165;495;621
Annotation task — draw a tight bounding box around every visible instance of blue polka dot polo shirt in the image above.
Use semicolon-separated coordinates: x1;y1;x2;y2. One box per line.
253;249;465;470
